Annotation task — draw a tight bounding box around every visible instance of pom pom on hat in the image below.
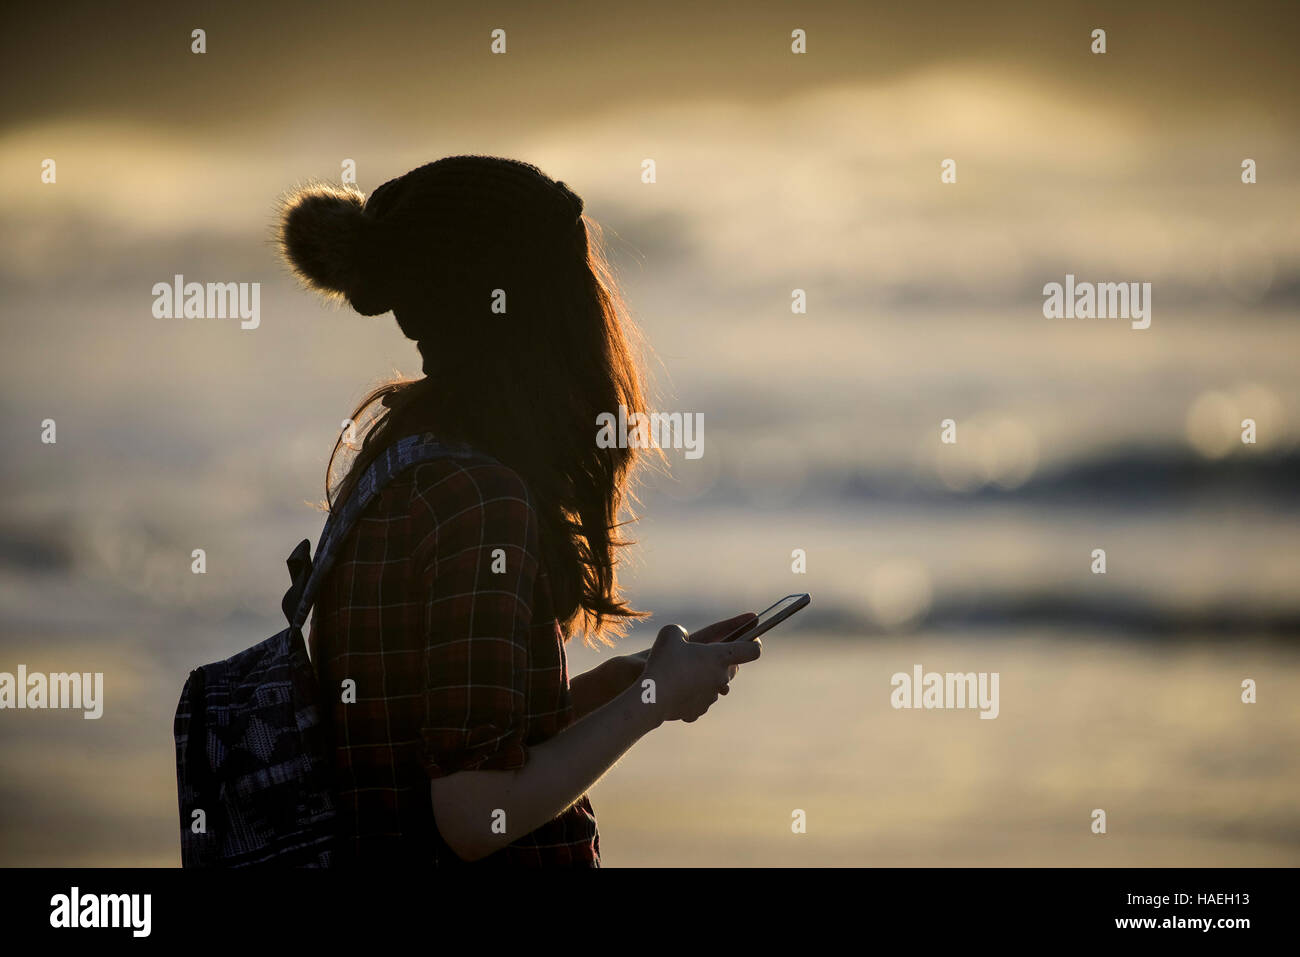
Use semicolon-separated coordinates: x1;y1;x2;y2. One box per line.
277;183;388;314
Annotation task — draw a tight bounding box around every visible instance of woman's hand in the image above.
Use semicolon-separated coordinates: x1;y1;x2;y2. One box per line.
682;612;757;688
617;612;756;690
641;621;762;723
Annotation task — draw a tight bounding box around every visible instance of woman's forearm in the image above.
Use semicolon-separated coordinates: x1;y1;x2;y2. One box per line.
430;680;660;861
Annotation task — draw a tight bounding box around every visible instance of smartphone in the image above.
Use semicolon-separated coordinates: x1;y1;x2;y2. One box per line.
723;593;811;642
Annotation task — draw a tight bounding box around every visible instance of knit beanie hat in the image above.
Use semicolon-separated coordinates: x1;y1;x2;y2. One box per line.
278;155;587;373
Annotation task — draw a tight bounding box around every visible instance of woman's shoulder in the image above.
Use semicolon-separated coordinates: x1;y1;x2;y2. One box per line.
400;438;537;526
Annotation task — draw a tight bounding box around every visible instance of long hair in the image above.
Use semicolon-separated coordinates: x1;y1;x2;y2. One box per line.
285;177;655;645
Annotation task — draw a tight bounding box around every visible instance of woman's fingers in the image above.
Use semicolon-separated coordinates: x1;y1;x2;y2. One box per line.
714;638;759;696
717;638;762;665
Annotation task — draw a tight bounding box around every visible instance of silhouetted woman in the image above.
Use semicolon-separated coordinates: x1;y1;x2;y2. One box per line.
278;156;759;866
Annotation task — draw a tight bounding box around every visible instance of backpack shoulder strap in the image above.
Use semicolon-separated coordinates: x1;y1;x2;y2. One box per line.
280;432;488;629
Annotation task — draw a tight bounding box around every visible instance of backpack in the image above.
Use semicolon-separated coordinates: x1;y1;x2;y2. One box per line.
173;432;475;866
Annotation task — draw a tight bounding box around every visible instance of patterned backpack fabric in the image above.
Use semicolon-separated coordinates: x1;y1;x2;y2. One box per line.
173;433;476;866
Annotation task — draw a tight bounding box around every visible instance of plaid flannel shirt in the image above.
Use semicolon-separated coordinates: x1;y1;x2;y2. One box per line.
308;448;600;866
